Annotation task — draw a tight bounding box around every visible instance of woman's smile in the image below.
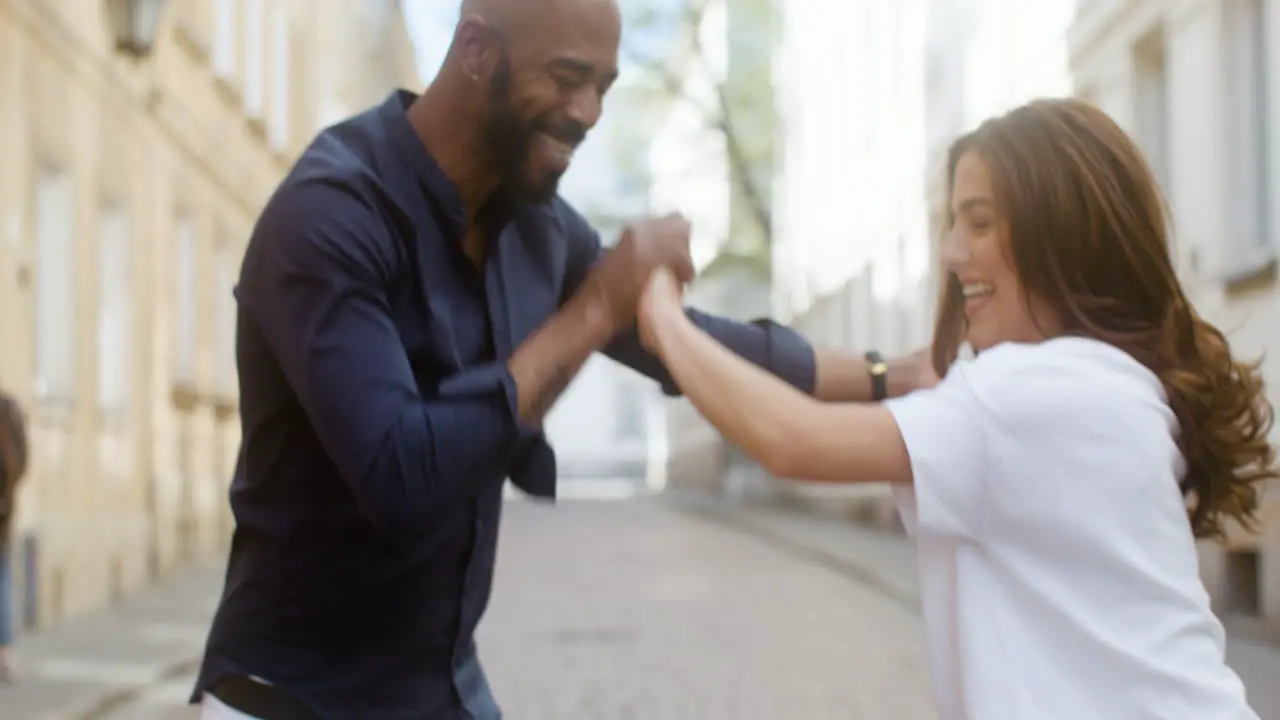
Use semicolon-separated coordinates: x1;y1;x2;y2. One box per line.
961;281;994;318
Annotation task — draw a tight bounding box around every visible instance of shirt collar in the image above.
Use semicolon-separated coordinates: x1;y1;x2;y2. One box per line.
378;90;519;240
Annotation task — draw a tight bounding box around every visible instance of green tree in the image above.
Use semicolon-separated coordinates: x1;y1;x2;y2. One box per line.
619;0;778;270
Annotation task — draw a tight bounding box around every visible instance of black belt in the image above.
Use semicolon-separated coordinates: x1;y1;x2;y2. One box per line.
209;676;321;720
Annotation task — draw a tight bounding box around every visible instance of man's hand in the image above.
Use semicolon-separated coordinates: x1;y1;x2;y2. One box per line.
507;214;694;427
580;213;695;332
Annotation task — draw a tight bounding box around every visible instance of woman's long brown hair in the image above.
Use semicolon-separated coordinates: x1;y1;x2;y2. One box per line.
932;98;1276;540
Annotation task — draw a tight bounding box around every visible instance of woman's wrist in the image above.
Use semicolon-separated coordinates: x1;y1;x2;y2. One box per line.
885;350;937;398
644;302;688;356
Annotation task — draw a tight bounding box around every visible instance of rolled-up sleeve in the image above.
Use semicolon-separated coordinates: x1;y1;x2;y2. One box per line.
239;180;523;548
555;204;816;396
602;314;816;396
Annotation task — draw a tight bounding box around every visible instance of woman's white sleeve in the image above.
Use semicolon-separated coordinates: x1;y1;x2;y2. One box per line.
885;363;991;540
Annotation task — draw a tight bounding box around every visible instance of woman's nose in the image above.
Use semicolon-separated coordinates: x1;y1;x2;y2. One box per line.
940;228;969;271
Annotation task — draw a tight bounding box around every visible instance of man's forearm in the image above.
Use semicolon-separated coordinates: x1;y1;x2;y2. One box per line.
607;310;821;398
813;348;921;402
509;293;616;426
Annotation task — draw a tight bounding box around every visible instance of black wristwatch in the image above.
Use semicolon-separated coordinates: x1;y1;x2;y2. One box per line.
865;350;888;401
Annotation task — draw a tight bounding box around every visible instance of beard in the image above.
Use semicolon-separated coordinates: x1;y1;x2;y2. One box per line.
481;54;586;204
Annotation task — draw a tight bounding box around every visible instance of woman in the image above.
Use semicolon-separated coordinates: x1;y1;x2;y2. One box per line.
637;98;1273;719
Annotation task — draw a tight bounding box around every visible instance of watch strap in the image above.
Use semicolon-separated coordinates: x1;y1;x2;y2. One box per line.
865;350;888;401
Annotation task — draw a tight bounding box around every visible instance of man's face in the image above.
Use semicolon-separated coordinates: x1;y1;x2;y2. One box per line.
479;3;620;204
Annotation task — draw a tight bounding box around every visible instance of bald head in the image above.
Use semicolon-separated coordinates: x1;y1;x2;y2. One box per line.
459;0;621;39
436;0;622;203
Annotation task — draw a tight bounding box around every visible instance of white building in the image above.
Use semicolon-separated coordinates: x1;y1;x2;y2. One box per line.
767;0;932;515
770;0;1076;517
923;0;1076;233
773;0;932;343
1070;0;1280;634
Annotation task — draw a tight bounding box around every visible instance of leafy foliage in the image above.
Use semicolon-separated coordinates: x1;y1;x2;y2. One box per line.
615;0;779;263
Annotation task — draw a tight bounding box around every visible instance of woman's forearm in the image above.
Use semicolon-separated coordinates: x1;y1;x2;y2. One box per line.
650;313;825;476
813;348;931;402
649;311;914;484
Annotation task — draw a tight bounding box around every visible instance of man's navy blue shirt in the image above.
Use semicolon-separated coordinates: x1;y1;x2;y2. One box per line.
193;91;816;719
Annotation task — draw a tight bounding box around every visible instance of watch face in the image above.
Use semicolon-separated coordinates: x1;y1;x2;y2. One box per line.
871;362;888;375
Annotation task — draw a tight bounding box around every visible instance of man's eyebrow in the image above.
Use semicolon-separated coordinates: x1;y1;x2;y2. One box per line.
548;56;619;84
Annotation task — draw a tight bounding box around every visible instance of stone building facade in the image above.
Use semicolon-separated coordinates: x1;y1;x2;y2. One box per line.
1070;0;1280;636
0;0;418;631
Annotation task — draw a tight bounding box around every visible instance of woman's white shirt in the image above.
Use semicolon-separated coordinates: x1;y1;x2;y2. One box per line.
885;337;1258;720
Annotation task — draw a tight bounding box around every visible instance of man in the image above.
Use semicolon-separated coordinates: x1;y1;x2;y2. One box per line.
192;0;927;717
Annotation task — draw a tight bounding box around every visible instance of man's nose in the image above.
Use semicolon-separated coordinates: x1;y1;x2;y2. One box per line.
565;87;603;130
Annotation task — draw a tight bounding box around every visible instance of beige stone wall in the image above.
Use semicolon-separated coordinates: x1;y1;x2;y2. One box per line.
0;0;420;630
1071;0;1280;640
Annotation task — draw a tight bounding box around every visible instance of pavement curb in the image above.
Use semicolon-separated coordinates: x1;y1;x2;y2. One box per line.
664;492;922;614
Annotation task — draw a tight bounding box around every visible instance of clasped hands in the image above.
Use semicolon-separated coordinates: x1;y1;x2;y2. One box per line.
578;213;697;353
578;212;942;399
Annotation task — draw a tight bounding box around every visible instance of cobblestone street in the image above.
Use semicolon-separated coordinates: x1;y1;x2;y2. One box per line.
477;499;935;718
8;493;1280;719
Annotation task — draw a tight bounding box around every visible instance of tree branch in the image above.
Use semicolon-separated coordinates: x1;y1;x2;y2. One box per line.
686;17;772;243
622;0;774;248
711;78;772;240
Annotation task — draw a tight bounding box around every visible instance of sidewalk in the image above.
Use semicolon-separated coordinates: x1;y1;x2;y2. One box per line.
668;490;1280;720
1;564;221;720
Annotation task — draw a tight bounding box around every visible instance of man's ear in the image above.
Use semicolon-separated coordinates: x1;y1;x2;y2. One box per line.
454;16;501;81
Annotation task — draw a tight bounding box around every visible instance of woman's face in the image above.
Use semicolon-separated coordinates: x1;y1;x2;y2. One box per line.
944;151;1055;352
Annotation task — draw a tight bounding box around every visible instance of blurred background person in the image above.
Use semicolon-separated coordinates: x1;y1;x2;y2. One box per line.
0;388;28;684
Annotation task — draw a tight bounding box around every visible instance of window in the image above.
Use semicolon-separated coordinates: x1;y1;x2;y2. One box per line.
315;54;349;129
269;5;291;150
98;205;131;414
212;0;238;80
1223;0;1272;274
1132;26;1170;194
173;214;198;387
288;28;311;142
214;237;238;397
34;168;75;401
243;0;264;119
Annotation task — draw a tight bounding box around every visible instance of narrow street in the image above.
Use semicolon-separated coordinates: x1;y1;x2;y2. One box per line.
89;497;936;719
8;493;1280;719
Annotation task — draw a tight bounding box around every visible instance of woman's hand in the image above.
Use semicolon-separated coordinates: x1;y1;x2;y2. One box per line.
638;266;687;353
